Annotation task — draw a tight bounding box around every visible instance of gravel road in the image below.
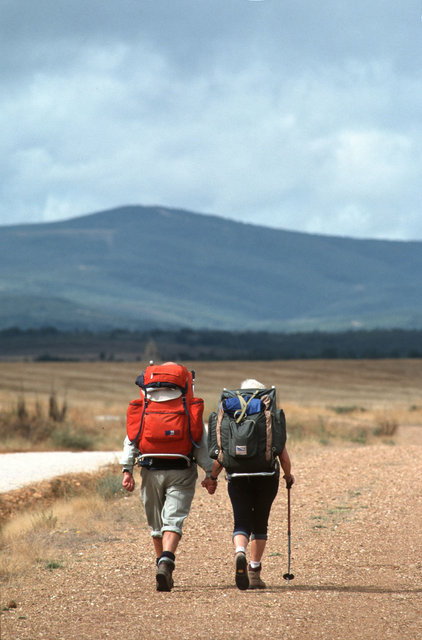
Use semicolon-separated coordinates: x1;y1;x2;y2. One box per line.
0;451;122;493
3;442;422;640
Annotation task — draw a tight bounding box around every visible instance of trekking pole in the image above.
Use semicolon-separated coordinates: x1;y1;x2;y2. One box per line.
283;484;294;582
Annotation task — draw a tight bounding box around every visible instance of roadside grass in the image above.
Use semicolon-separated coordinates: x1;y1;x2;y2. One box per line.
309;488;370;532
1;391;420;454
0;360;422;454
0;394;125;452
0;465;142;584
283;403;418;446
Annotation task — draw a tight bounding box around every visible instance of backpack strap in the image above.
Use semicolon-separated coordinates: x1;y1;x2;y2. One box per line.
182;395;201;449
233;390;260;424
216;403;225;465
262;394;273;462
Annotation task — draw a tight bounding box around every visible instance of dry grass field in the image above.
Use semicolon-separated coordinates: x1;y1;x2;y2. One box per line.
1;359;422;639
1;359;422;409
0;359;421;451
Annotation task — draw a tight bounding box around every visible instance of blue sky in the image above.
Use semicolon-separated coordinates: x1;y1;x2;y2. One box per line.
1;0;422;239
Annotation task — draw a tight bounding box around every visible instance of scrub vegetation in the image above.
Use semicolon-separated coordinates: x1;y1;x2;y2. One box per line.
0;359;421;453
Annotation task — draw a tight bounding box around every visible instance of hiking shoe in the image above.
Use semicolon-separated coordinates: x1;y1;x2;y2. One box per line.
248;564;266;589
235;552;249;591
156;559;174;592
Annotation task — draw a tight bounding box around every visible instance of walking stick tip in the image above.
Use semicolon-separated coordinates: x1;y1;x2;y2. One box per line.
283;573;294;581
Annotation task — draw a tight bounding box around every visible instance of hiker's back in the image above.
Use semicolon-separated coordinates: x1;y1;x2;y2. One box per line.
126;362;204;458
208;386;286;474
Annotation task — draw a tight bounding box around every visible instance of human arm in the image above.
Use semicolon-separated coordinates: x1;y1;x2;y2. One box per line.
279;446;295;488
209;460;223;481
201;459;223;494
193;427;214;473
194;427;221;494
120;436;139;492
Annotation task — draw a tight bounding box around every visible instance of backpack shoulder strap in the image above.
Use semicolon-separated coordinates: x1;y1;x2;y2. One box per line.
215;403;225;465
182;394;201;449
261;393;273;462
233;389;260;423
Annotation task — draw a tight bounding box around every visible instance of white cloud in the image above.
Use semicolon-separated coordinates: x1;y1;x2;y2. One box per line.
0;1;421;239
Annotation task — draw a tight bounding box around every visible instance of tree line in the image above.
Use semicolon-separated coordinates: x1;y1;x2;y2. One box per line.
0;326;421;361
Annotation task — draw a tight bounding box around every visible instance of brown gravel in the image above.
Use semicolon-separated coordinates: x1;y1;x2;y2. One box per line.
1;439;422;640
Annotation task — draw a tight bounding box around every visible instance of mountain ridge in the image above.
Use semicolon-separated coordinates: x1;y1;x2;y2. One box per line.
0;204;421;331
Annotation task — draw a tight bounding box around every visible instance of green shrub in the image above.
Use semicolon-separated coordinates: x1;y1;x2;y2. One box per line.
349;429;368;444
329;405;366;414
373;415;399;437
45;561;63;571
287;421;305;440
49;391;67;422
0;393;70;446
17;394;28;420
31;511;58;531
96;472;125;500
51;427;94;450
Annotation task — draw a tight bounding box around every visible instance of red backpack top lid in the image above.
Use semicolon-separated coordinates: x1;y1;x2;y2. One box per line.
135;362;194;396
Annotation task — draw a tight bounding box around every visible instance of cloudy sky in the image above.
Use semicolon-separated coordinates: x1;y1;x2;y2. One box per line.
1;0;422;239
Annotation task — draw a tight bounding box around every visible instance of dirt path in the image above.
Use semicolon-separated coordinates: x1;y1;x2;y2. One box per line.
2;440;422;640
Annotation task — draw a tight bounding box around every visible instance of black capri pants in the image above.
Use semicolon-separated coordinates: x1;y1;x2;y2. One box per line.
227;472;280;541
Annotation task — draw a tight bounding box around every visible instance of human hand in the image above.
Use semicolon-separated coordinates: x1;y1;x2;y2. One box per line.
283;474;295;489
201;477;218;495
122;471;135;492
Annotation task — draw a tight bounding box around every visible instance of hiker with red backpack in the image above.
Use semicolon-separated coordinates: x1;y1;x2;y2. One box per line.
121;362;216;592
207;378;295;590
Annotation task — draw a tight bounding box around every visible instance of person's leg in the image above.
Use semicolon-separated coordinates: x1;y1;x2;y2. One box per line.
233;533;249;553
152;537;163;559
155;531;181;592
156;466;197;591
250;474;279;544
248;474;279;589
228;476;253;546
228;477;253;590
250;538;267;563
248;538;267;589
162;530;181;554
160;466;197;540
155;530;181;590
140;468;166;563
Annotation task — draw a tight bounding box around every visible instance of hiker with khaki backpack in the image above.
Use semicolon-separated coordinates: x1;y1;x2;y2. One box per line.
207;378;295;590
121;362;216;592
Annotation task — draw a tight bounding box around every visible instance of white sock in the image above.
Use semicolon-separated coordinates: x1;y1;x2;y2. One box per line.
235;546;246;555
250;561;261;569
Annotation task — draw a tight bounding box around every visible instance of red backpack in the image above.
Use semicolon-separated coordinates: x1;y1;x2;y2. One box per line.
126;363;204;458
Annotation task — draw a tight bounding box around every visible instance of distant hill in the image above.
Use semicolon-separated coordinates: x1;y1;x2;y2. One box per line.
0;205;421;331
